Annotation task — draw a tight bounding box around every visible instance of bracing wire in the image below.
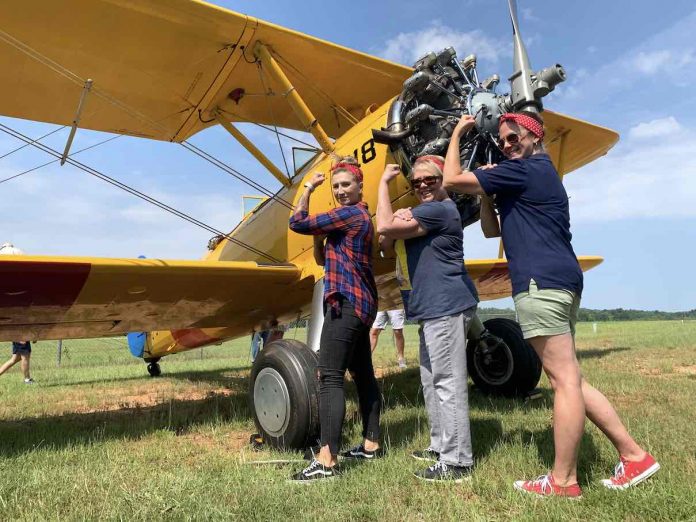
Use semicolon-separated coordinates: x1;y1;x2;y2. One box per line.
256;62;291;178
0;132;122;185
0;125;67;161
0;122;281;263
0;27;293;211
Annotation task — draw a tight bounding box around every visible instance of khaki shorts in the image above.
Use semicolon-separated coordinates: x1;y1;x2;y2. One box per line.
372;309;405;330
513;280;580;339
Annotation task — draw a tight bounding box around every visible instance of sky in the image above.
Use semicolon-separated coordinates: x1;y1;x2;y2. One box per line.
1;0;695;311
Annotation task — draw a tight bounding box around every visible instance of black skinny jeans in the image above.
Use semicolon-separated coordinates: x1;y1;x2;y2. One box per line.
318;297;381;455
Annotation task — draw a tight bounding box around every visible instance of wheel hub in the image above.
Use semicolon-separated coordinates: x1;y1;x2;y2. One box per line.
253;367;291;437
474;336;514;386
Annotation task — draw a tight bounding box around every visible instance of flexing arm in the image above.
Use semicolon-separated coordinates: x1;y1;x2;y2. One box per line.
292;172;323;217
289;172;359;235
443;115;486;195
376;164;427;240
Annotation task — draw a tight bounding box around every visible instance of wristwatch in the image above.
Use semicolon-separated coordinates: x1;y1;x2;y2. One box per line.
304;182;315;192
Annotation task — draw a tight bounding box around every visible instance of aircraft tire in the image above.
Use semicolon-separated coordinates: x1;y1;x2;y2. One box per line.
467;318;541;397
147;361;161;377
249;339;319;450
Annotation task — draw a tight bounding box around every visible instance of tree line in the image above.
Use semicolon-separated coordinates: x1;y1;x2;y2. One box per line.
479;307;696;322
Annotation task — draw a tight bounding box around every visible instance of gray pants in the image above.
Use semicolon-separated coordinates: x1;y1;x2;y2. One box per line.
418;307;475;467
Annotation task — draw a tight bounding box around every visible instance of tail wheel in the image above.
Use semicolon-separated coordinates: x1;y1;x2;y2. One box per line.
467;318;541;397
147;361;161;377
249;339;319;450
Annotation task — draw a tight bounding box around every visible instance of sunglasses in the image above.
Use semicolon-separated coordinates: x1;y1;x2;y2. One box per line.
497;130;535;150
410;175;441;188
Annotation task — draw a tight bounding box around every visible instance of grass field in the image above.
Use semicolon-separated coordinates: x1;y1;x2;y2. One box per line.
0;320;694;520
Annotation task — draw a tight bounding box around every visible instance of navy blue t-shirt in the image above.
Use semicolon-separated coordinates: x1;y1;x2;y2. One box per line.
473;153;583;296
395;199;478;321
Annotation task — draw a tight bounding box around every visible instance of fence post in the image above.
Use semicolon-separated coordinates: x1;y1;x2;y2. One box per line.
57;340;62;366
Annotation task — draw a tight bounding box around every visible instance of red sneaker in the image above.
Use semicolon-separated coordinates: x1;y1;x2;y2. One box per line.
513;473;582;498
601;453;660;490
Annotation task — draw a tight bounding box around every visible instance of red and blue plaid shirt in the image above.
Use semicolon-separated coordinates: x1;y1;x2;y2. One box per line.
289;202;377;326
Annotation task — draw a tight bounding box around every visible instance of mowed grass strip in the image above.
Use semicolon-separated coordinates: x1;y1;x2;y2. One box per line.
0;321;693;520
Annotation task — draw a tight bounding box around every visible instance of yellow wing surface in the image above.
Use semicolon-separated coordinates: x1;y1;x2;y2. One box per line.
0;0;412;142
543;111;619;175
0;255;314;341
374;256;603;310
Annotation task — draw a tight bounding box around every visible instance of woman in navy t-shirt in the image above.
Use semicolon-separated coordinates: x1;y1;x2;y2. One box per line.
442;112;659;497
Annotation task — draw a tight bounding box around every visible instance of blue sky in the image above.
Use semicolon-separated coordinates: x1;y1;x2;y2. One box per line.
1;0;695;311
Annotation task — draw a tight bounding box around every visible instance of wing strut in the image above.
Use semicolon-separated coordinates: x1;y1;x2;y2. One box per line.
213;111;291;188
254;43;334;154
60;78;93;165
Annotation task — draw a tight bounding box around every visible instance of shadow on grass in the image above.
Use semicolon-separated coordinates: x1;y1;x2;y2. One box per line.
577;346;631;360
1;363;548;461
38;365;252;389
502;426;602;485
0;382;252;458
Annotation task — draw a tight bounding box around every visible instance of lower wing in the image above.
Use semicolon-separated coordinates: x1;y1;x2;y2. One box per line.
0;255;313;341
375;256;603;309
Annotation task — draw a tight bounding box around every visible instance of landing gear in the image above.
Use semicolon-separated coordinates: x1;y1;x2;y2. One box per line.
146;358;161;377
249;339;319;450
467;318;541;397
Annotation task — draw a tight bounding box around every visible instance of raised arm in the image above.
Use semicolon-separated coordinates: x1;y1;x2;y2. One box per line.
443;115;486;195
289;172;359;235
376;164;427;240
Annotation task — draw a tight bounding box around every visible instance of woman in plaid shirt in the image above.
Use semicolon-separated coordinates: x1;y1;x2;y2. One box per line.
288;156;381;483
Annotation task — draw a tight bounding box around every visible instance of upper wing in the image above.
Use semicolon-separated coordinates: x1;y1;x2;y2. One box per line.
0;255;314;341
0;0;412;141
376;256;604;308
543;110;619;176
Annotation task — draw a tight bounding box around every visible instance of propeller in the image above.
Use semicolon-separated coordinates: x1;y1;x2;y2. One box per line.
507;0;567;113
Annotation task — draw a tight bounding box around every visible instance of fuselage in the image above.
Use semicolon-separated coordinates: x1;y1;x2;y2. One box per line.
142;97;414;359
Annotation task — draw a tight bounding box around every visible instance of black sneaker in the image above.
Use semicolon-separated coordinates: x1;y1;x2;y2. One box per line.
411;447;440;461
413;461;472;483
341;443;382;460
289;459;341;484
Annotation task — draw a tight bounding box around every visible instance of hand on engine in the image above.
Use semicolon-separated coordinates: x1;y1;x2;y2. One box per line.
454;114;477;138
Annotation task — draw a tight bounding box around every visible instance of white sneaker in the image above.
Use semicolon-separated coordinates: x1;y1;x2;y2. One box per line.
24;378;35;384
398;358;407;369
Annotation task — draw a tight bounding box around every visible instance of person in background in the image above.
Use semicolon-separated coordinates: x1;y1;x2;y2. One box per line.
443;112;659;498
0;243;35;384
370;309;407;368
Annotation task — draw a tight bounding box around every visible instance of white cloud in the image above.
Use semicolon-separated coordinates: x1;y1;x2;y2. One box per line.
565;117;695;222
0;157;245;259
629;50;693;76
628;116;682;140
550;11;696;114
521;7;539;22
379;21;505;67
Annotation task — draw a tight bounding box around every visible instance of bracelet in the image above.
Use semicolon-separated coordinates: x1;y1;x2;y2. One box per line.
303;182;314;192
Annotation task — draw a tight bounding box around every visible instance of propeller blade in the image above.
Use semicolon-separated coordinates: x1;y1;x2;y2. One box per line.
507;0;539;112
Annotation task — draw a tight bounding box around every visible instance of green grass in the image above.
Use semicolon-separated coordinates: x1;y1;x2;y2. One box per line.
0;321;694;520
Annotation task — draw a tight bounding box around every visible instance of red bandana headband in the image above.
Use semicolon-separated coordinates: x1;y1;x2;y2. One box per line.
332;162;363;182
414;155;445;172
499;113;545;140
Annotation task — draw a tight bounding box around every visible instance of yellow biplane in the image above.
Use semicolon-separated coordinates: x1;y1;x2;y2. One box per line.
0;0;617;448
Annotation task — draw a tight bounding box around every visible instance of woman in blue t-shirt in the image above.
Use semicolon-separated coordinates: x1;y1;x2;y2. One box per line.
442;113;659;498
377;156;478;483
